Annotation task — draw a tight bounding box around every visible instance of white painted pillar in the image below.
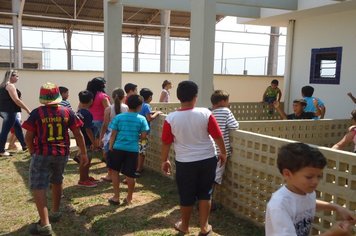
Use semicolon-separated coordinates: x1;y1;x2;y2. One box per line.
104;0;123;96
12;0;24;69
134;34;139;72
66;29;72;70
160;10;171;72
283;20;295;114
189;0;216;108
267;27;279;76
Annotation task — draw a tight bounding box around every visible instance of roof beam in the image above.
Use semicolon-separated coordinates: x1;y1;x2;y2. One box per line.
216;0;298;10
121;0;260;18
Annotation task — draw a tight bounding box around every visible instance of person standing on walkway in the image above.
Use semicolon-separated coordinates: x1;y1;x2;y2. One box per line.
0;70;31;156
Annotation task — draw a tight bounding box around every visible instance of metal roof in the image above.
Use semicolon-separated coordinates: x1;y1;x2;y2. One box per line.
0;0;224;38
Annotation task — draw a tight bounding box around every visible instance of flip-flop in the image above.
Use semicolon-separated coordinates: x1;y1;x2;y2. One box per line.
100;177;112;182
174;221;189;235
198;225;213;236
122;198;132;206
108;198;120;205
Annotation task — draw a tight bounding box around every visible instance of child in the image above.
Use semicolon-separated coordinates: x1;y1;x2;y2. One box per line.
274;99;321;120
265;143;355;236
161;81;227;235
137;88;162;175
124;83;138;104
107;95;149;205
7;112;21;150
301;85;326;119
77;90;98;187
263;79;282;114
159;80;172;102
59;86;72;110
99;88;128;182
210;90;239;208
23;82;88;235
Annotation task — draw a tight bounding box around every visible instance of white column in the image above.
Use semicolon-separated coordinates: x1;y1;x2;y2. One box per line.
189;0;216;108
134;34;139;72
283;20;295;114
267;26;279;76
66;29;72;70
160;10;171;72
104;0;123;96
12;0;24;69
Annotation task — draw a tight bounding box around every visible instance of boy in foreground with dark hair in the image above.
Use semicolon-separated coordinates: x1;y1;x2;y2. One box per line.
23;82;88;235
274;99;321;120
124;82;138;104
266;143;355;236
107;95;149;205
161;80;226;235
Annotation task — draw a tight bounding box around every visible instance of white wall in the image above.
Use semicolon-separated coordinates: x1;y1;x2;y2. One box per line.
289;9;356;119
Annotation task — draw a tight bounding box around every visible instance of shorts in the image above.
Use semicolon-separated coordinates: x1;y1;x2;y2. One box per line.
29;154;68;190
264;97;276;104
175;156;218;206
103;142;109;154
107;149;138;178
215;155;230;185
92;120;103;139
139;139;149;155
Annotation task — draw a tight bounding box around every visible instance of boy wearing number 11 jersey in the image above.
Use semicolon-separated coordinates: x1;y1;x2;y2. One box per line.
22;82;88;236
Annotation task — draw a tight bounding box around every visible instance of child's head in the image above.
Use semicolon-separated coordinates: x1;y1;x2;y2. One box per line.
278;143;327;194
211;90;229;107
271;79;279;89
301;85;314;97
112;88;125;115
127;94;143;111
177;80;198;103
39;82;63;105
59;86;69;100
292;99;307;114
162;80;172;90
124;83;138;96
140;88;153;103
78;90;94;106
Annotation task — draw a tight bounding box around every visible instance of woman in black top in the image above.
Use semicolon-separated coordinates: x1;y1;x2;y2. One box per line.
0;70;31;156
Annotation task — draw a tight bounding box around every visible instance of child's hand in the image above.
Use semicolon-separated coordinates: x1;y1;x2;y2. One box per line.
273;101;280;108
326;221;353;236
313;98;319;107
218;153;227;167
161;160;171;175
335;205;356;222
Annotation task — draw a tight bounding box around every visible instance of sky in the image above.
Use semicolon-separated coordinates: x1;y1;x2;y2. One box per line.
0;16;286;75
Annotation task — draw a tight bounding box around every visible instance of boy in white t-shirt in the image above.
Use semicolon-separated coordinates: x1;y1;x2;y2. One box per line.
161;81;227;235
266;143;355;236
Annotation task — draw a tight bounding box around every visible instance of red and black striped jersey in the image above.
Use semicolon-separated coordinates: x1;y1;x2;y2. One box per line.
22;105;83;156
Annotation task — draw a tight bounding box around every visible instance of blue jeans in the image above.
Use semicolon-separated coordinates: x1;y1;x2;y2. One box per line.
0;111;26;152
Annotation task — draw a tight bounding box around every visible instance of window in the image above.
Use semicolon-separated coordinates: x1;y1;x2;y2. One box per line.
309;47;342;84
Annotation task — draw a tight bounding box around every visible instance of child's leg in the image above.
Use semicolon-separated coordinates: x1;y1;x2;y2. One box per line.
126;177;135;203
179;206;193;232
33;189;50;226
51;183;62;213
198;200;212;233
111;169;120;201
136;153;144;172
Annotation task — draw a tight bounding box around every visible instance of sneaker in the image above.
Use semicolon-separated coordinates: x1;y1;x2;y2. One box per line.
28;221;53;235
88;176;100;183
49;212;62;223
0;151;12;157
7;144;18;151
78;180;97;188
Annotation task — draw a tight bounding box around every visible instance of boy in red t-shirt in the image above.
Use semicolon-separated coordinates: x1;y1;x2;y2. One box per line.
161;81;226;235
23;82;88;235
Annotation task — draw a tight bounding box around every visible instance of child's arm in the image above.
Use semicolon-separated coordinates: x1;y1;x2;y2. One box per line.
319;221;353;236
85;127;96;150
72;127;89;166
316;200;356;221
146;110;163;122
161;120;173;175
227;111;239;130
24;130;35;155
277;88;282;102
214;136;227;167
313;98;322;117
347;92;356;104
332;127;356;150
273;101;288;120
109;130;117;151
159;91;166;103
99;107;111;145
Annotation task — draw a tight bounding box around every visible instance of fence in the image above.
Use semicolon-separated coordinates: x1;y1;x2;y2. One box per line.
151;102;284;120
145;115;356;234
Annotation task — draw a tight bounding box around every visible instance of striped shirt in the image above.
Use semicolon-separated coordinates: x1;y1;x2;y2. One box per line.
22;105;83;156
212;107;239;156
109;112;149;152
59;100;72;110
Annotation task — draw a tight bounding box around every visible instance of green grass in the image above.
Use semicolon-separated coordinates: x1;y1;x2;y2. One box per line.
0;151;264;236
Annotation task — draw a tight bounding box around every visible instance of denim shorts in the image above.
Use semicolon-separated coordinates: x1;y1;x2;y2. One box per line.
29;154;68;190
